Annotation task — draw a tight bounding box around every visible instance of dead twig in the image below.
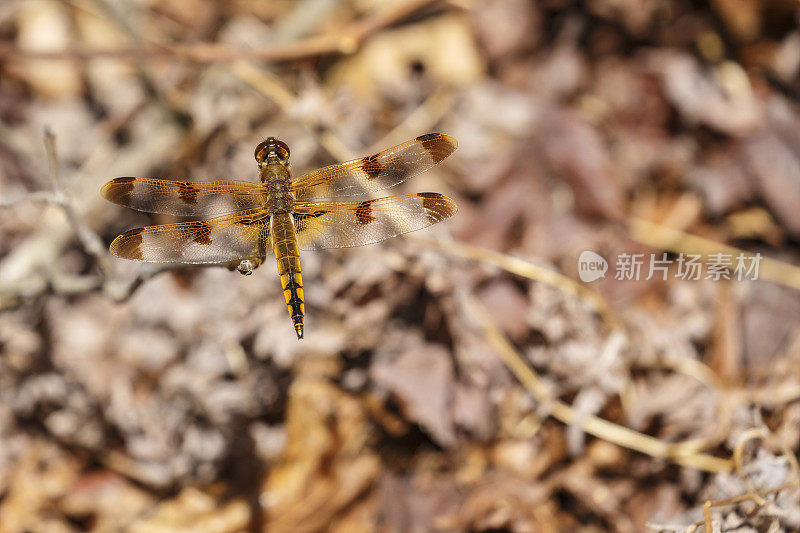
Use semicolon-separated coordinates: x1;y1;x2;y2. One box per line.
0;263;179;310
43;127;113;278
103;264;179;303
732;426;800;491
647;480;799;532
0;0;443;64
698;481;799;533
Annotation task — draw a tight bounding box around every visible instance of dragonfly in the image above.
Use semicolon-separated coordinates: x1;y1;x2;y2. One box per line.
101;133;458;339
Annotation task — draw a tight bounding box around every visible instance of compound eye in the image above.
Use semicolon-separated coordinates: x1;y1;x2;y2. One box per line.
272;139;290;162
254;140;270;162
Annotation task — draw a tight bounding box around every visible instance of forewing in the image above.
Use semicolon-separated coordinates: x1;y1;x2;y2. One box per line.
293;193;457;250
101;177;266;216
110;209;270;264
291;133;457;201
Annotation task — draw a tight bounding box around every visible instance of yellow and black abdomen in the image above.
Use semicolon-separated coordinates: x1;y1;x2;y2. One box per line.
271;212;304;339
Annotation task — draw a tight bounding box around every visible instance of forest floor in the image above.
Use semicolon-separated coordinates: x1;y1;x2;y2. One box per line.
2;0;800;531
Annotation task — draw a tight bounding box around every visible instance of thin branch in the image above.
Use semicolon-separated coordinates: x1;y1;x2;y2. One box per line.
0;0;442;64
0;264;181;310
419;238;740;458
43;127;113;278
647;480;800;531
699;481;799;533
103;264;179;303
0;191;63;209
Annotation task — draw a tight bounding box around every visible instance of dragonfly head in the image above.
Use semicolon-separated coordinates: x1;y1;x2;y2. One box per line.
255;137;290;166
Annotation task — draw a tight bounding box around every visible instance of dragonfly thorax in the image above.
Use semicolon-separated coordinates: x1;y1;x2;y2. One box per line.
267;190;295;212
260;163;294;212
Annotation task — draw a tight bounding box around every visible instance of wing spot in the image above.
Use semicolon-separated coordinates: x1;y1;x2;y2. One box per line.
360;155;382;180
417;133;453;163
356;200;376;225
191;221;213;245
103;177;136;204
418;192;455;224
178;182;199;205
112;229;144;260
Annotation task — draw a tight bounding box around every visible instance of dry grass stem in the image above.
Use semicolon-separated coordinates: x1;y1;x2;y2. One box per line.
464;294;733;474
0;0;442;64
630;218;800;292
421;236;619;326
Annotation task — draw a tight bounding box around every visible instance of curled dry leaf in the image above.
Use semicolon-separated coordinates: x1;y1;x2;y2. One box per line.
371;339;457;447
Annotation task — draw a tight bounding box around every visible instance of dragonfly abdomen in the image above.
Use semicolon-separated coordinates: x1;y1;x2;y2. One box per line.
271;212;304;339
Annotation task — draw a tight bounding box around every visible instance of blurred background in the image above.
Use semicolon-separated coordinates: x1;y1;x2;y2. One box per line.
2;0;800;531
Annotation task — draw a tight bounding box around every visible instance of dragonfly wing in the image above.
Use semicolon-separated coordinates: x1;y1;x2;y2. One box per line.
101;177;266;216
110;209;271;264
293;193;457;250
291;133;457;201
